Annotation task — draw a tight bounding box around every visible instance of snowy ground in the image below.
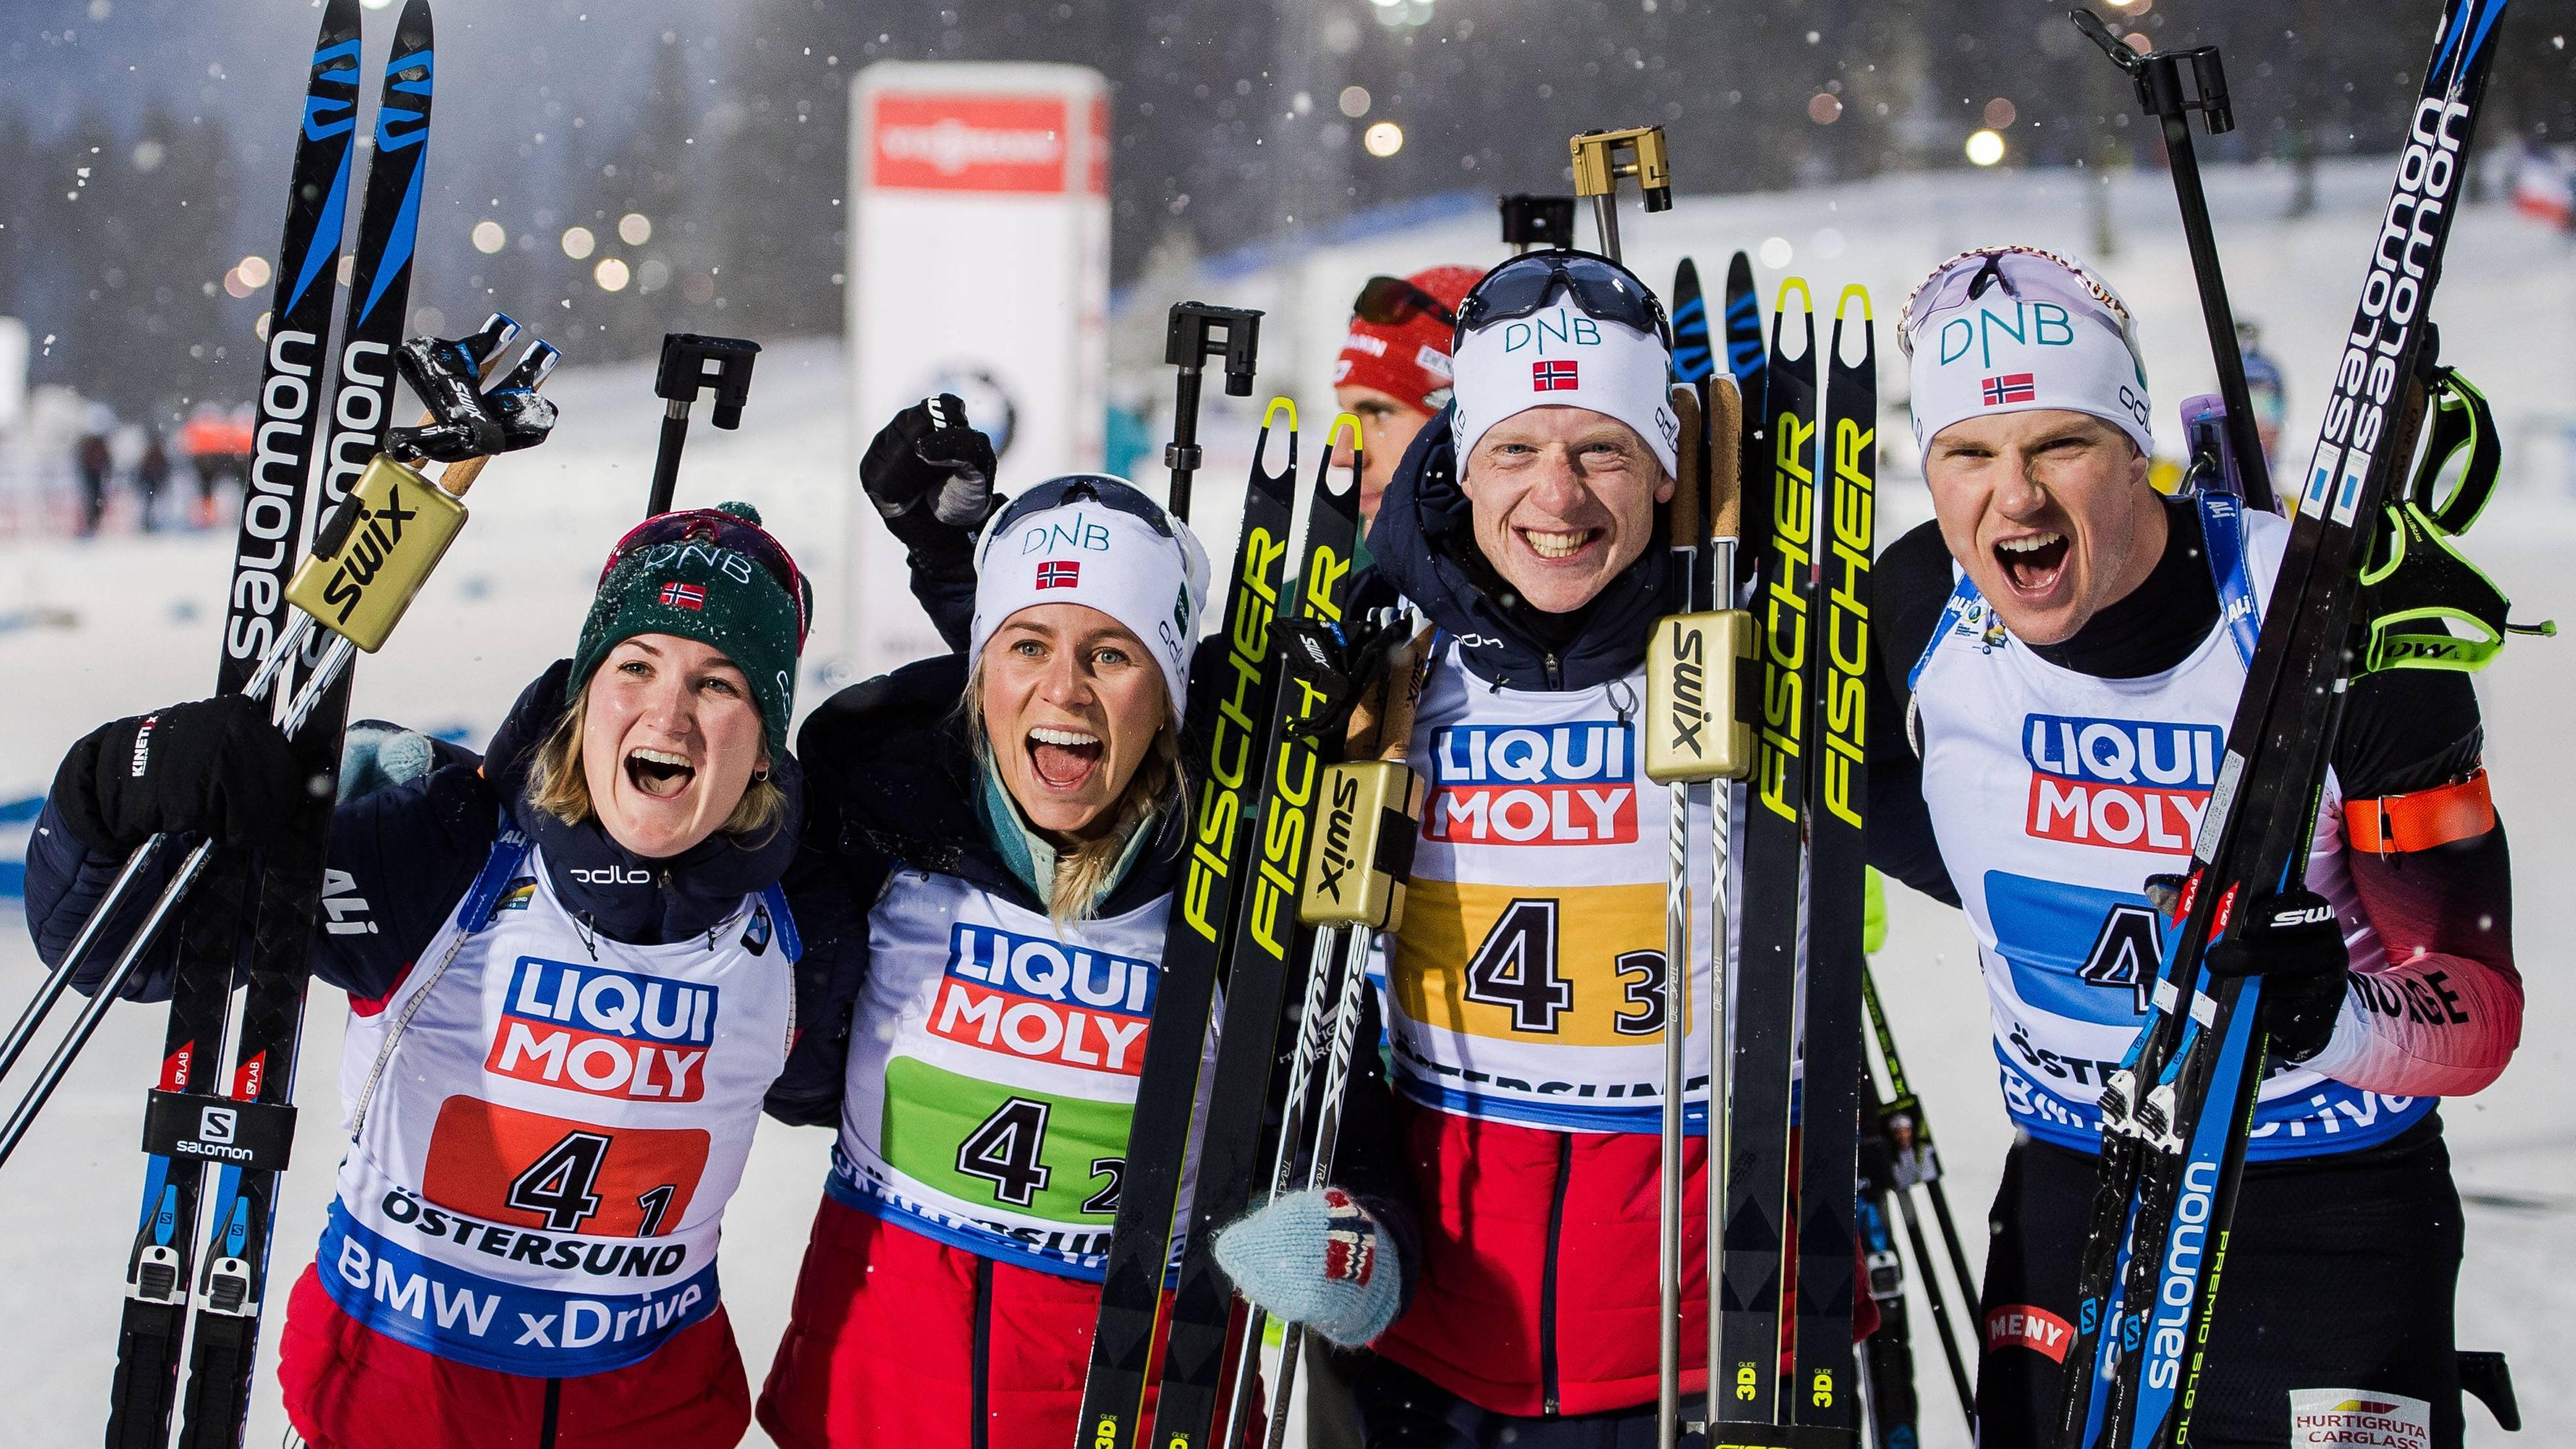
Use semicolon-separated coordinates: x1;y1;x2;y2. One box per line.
3;156;2573;1444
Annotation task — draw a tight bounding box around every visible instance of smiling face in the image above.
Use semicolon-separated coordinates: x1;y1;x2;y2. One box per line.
578;634;771;859
1923;408;2166;646
1334;383;1436;522
1460;405;1673;615
979;602;1171;843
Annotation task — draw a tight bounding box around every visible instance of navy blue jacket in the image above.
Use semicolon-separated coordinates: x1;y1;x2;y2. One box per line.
26;661;805;1004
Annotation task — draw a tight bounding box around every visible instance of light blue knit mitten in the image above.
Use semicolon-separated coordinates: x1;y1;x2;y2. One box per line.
1211;1186;1400;1348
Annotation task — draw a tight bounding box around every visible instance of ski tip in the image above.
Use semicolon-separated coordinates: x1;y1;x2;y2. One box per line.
1772;275;1813;315
1261;395;1297;435
1254;396;1299;476
1323;412;1363;480
1833;283;1873;325
1727;250;1755;284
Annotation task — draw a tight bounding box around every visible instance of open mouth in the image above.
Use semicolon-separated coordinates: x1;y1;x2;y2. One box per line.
1026;726;1104;791
1993;531;2071;597
625;747;696;800
1517;526;1599;562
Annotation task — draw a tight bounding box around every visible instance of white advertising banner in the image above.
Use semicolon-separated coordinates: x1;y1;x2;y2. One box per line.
846;61;1110;678
0;318;27;432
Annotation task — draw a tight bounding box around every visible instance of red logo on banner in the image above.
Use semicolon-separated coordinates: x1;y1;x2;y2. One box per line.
1983;372;2037;406
872;94;1069;194
1036;559;1080;590
1532;360;1580;391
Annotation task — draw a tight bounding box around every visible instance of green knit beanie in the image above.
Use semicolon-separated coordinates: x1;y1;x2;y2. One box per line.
569;502;805;759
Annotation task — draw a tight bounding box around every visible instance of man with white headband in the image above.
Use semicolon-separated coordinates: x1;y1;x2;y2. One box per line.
1872;246;2522;1445
1212;248;1888;1446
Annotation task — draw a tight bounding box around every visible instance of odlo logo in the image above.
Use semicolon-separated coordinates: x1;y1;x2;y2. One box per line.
2023;713;2222;853
1427;722;1635;845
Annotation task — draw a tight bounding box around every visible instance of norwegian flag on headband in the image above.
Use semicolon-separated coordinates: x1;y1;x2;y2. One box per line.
660;581;706;610
1036;559;1080;590
1532;359;1579;391
1983;372;2037;407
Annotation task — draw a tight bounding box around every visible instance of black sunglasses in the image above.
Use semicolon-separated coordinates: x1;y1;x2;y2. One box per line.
1353;274;1458;330
1454;250;1670;350
605;508;814;642
986;474;1178;542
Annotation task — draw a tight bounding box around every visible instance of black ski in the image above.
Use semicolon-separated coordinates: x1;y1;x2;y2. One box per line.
1719;279;1818;1426
1077;404;1300;1449
1148;421;1366;1449
2055;4;2515;1444
1672;257;1715;384
1788;286;1872;1432
1724;252;1768;593
174;7;437;1442
1853;1088;1919;1449
105;7;363;1442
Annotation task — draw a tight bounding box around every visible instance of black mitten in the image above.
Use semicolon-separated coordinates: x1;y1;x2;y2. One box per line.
52;696;309;853
861;394;1002;564
2202;886;2351;1063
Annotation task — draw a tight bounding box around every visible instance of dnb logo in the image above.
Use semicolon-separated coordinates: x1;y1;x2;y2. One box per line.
930;924;1157;1076
2023;713;2221;853
1426;722;1636;846
488;959;718;1102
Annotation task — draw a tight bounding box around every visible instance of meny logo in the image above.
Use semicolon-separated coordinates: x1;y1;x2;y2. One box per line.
2023;713;2221;853
930;924;1157;1076
1424;721;1636;845
486;959;718;1102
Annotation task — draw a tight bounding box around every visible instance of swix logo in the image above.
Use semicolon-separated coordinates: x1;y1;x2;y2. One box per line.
2271;902;2336;928
1425;722;1636;845
570;865;653;885
2023;713;2222;853
930;924;1157;1076
486;959;718;1102
2144;1159;2220;1390
316;483;422;625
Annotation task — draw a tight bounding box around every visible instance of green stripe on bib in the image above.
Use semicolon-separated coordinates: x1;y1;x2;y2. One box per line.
881;1057;1133;1220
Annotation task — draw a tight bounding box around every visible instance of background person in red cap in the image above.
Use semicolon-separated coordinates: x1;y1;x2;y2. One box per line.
1333;264;1480;526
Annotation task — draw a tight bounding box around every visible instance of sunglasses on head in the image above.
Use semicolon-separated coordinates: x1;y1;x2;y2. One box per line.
1353;275;1459;330
604;508;813;642
1454;251;1670;350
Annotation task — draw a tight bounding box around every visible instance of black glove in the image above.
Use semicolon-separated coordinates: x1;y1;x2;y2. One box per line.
51;695;309;853
2202;886;2350;1063
860;394;1001;566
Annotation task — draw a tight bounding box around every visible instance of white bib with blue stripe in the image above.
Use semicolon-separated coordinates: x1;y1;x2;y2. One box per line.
1909;498;2428;1159
318;830;798;1375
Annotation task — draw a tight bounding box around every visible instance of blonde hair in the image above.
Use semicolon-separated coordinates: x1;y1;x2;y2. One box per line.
527;687;789;844
961;659;1183;927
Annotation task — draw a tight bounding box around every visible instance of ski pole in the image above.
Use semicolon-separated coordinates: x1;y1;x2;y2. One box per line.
0;835;165;1085
0;841;212;1169
646;333;760;516
1862;966;1978;1432
2068;8;2277;515
1160;302;1261;521
1246;623;1434;1449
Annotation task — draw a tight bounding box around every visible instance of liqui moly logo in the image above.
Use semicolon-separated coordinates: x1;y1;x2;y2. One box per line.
931;924;1157;1075
2023;713;2222;854
1426;722;1636;845
486;959;718;1102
